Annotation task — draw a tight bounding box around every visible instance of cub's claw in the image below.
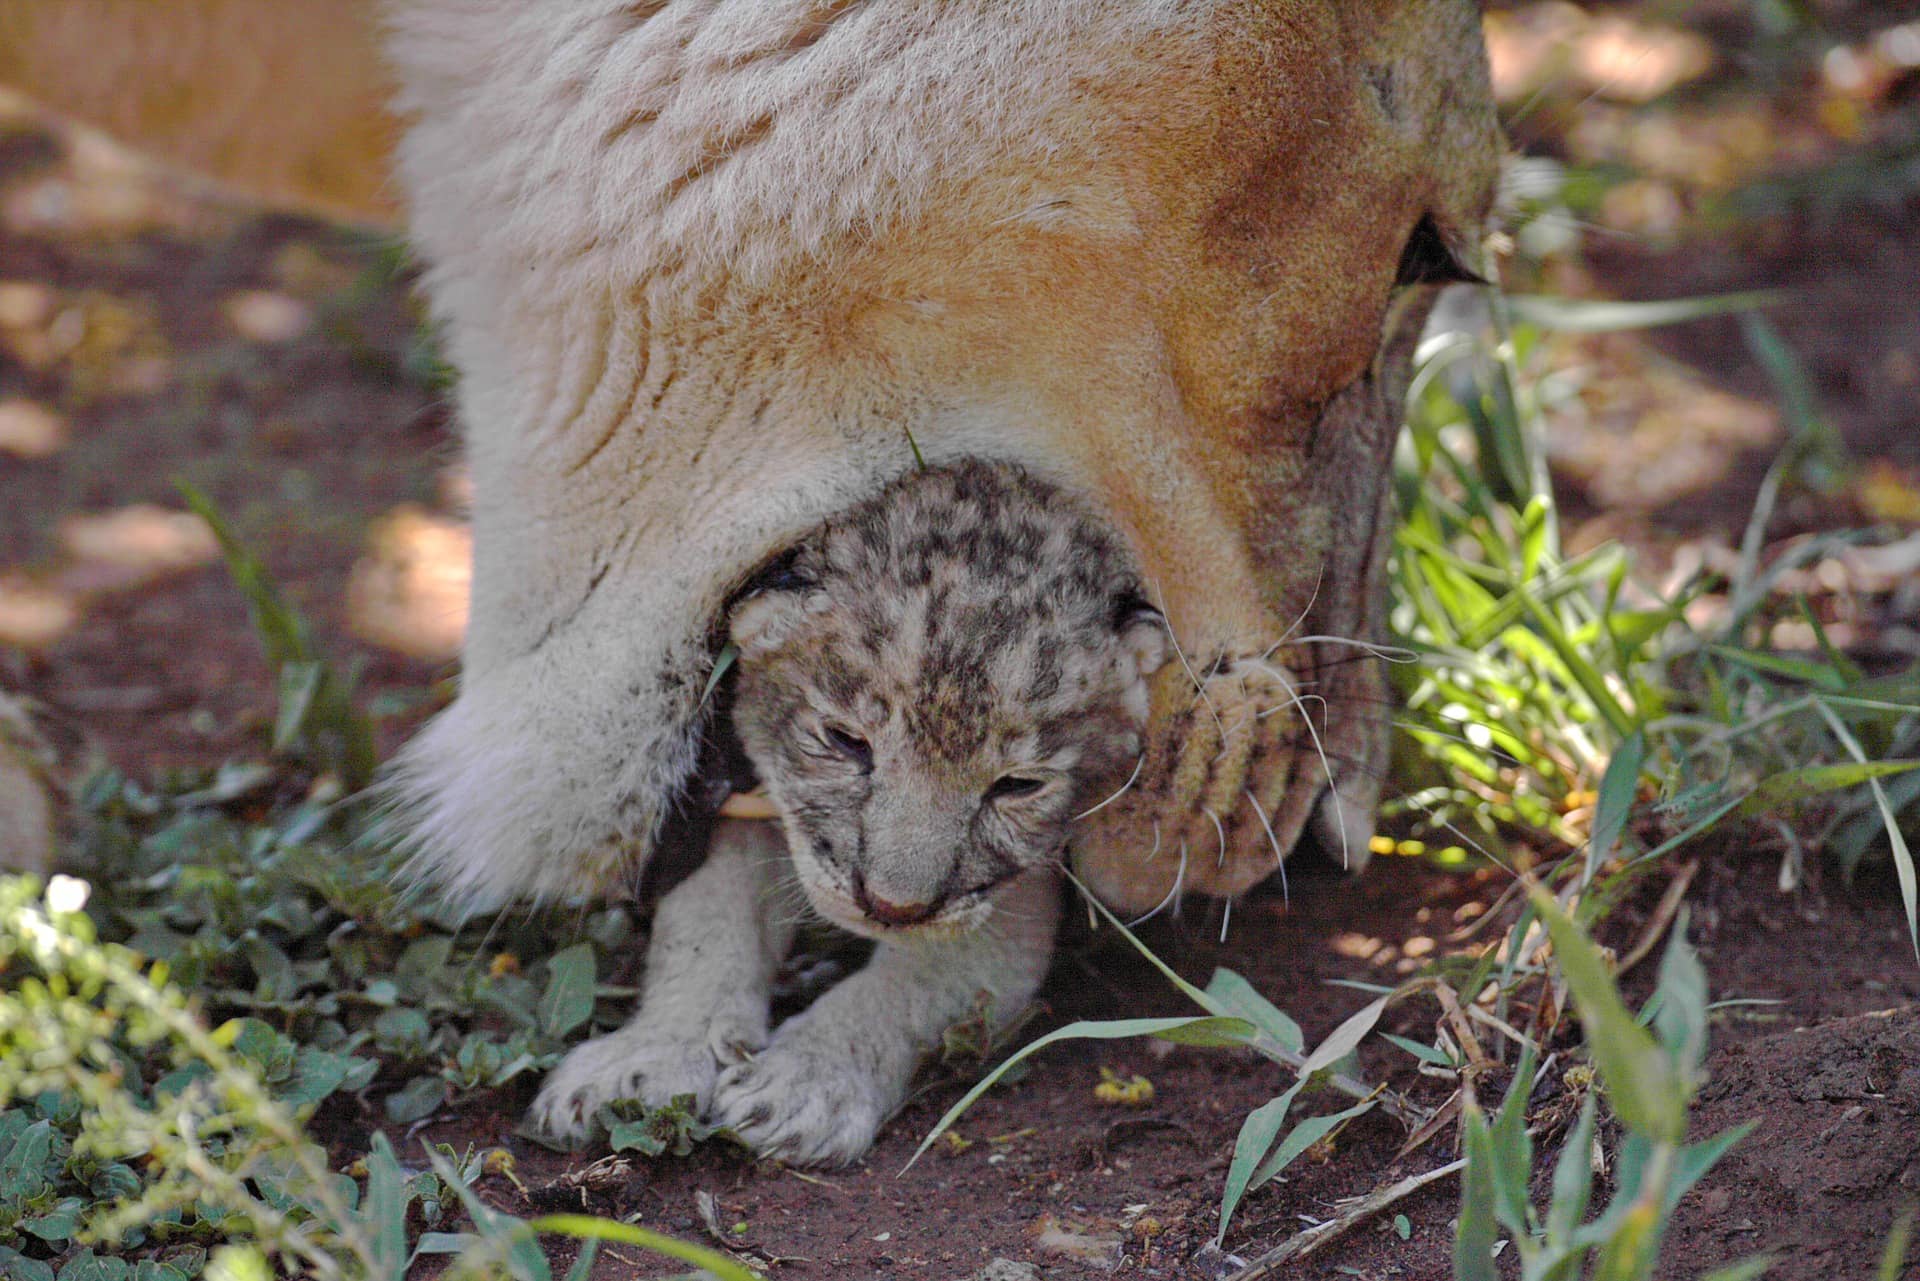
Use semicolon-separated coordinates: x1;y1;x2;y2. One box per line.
527;1019;761;1145
709;1034;891;1167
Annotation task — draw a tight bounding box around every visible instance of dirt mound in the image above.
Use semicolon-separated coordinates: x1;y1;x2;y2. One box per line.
1662;1006;1920;1280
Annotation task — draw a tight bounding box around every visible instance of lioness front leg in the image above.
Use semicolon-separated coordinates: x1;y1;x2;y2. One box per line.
710;868;1061;1167
528;819;795;1143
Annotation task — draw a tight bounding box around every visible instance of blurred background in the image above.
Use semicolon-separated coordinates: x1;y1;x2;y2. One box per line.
0;0;1916;781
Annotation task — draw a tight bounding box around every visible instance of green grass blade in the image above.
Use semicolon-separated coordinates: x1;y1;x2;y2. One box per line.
1880;1210;1914;1281
528;1215;763;1281
1204;968;1305;1053
1734;761;1920;819
1215;1083;1303;1245
1505;291;1782;334
1813;702;1920;964
1698;1259;1774;1281
1545;1096;1598;1247
1585;730;1645;886
1455;1104;1500;1281
1528;886;1686;1143
1246;1098;1375;1196
364;1132;410;1278
903;1015;1254;1172
1065;872;1226;1016
1300;995;1390;1075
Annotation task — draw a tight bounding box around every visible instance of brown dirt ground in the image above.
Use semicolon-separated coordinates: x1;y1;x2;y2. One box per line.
4;6;1919;1279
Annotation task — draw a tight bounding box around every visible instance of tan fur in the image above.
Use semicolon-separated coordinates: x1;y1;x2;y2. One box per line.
0;0;396;223
0;2;1503;914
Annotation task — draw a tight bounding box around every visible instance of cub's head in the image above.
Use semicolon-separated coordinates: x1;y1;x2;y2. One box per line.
728;462;1167;938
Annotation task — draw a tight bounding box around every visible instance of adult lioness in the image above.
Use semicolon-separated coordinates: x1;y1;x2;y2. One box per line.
3;0;1501;1161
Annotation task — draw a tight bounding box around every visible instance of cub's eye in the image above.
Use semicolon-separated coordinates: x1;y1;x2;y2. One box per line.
820;725;873;771
986;775;1047;802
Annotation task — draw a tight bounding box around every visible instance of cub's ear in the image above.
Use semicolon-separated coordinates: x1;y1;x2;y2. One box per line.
729;550;817;659
1113;595;1169;679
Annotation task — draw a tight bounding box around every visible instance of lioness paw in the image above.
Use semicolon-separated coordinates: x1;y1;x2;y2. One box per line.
528;1020;760;1145
710;1035;893;1167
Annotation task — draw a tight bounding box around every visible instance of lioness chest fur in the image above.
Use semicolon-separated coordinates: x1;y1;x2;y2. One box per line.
531;462;1165;1163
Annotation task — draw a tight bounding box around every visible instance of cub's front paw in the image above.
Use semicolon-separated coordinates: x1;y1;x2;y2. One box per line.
527;1020;759;1146
709;1035;892;1167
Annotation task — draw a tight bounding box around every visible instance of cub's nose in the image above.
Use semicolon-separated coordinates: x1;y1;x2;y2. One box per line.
851;871;943;928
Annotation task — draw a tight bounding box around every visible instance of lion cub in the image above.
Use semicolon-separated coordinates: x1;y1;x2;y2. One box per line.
530;461;1168;1164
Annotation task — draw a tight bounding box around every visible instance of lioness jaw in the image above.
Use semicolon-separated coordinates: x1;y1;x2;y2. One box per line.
3;1;1502;912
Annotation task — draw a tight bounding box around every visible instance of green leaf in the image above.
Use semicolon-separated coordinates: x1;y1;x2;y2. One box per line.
23;1199;84;1243
1585;730;1645;886
562;1239;602;1281
365;1132;412;1279
1486;1051;1538;1235
372;1006;433;1060
905;1016;1253;1171
1650;912;1709;1081
412;1233;478;1257
1668;1123;1757;1215
1880;1209;1913;1281
384;1075;449;1125
0;1248;55;1281
1382;1033;1455;1068
1301;996;1389;1076
0;1121;58;1200
281;1048;361;1109
1455;1103;1500;1281
273;661;325;753
539;944;597;1040
1203;969;1304;1052
1527;887;1687;1143
1545;1096;1598;1247
55;1253;130;1281
1248;1099;1375;1192
425;1148;552;1281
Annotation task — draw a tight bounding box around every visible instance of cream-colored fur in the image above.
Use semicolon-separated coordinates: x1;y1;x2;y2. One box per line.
0;0;1503;911
531;818;1060;1164
376;0;1503;913
2;0;1502;1164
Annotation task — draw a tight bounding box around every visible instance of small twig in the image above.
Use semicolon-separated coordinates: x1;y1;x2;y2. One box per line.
1222;1158;1467;1279
1616;861;1699;979
1435;982;1493;1114
1394;1087;1462;1161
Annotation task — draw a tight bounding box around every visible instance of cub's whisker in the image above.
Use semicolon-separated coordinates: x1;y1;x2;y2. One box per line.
1273;634;1419;665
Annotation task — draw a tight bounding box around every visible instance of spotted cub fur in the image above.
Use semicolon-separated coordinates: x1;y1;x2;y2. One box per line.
530;461;1167;1164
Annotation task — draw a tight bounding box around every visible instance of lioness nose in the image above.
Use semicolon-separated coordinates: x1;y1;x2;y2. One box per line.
852;872;941;927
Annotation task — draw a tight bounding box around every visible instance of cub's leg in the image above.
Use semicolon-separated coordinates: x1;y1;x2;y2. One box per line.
528;819;795;1143
710;867;1061;1166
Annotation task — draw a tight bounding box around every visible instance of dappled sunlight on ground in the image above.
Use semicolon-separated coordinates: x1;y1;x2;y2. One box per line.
0;396;64;458
220;290;314;346
345;504;471;661
0;504;218;649
1542;331;1783;513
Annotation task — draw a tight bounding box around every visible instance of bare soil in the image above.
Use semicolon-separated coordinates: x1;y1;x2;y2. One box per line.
3;8;1918;1278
